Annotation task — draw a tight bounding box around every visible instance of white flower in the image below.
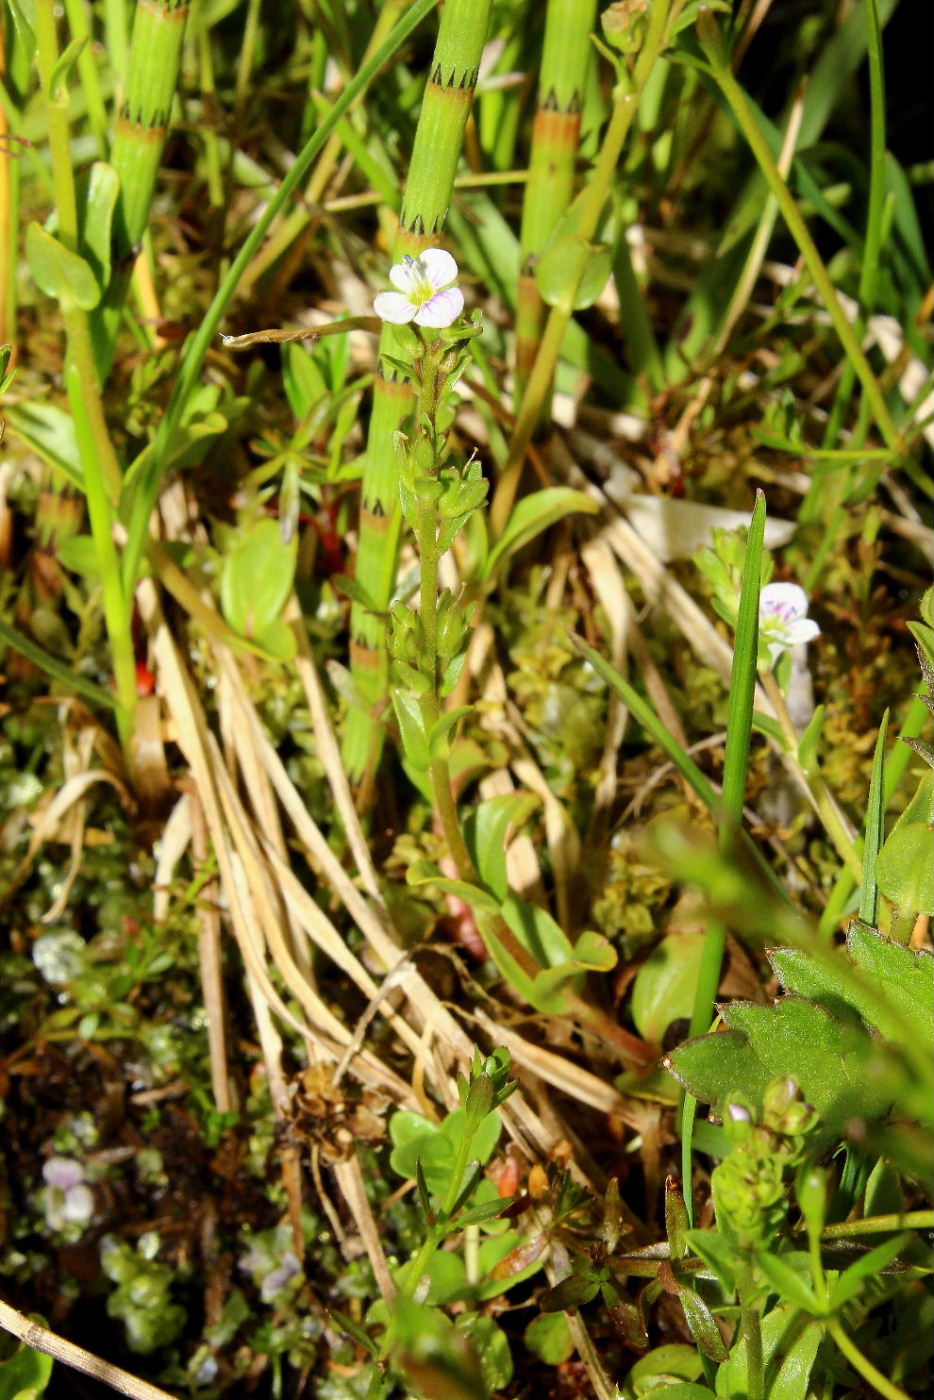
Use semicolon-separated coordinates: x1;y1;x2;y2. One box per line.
373;249;464;328
759;582;820;667
41;1157;95;1229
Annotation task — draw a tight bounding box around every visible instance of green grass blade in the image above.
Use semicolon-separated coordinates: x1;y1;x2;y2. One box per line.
0;617;118;711
859;710;890;927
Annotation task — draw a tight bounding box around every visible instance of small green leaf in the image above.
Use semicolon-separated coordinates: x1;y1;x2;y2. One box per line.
58;534;100;578
846;921;934;1046
80;163;120;290
536;234;612;310
796;703;826;774
524;1312;574;1365
49;34;87;100
463;792;539;901
26;222;101;310
678;1286;729;1362
0;1341;54;1400
392;690;431;771
482;488;598;582
685;1228;736;1295
754;1249;821;1313
875;772;934;916
252;617;297;661
405;861;501;912
282;341;327;420
219;517;297;639
428;706;473;762
5;0;36;62
632;924;707;1042
454;1316;513;1393
826;1232;908;1311
715;1304;822;1400
665;1029;772;1109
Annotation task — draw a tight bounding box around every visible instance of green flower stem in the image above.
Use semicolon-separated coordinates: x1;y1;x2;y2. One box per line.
35;0;136;754
821;1210;934;1238
762;672;862;884
825;1319;913;1400
345;0;494;786
391;1108;483;1316
696;9;899;454
490;0;676;538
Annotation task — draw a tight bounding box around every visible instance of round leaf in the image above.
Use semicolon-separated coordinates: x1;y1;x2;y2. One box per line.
26;222;101;309
536;234;612;310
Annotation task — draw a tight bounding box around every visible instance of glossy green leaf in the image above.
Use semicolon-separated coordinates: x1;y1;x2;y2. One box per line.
665;1029;772;1108
632;924;707;1042
847;921;934;1045
715;1304;823;1400
5;403;83;489
80;163;120;290
875;772;934;915
463;792;538;901
524;1312;574;1365
219;517;297;640
678;1286;729;1362
26;222;100;310
0;1340;54;1400
827;1232;908;1310
536;234;612;309
392;690;430;772
722;997;897;1135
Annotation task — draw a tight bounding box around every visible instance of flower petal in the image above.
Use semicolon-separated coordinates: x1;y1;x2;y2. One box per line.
785;619;820;647
374;290;417;324
414;286;464;328
760;581;809;622
418;247;458;289
388;261;417;293
43;1157;83;1189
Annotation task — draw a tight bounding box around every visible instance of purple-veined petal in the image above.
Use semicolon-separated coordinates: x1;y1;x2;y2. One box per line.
388;261;417;293
419;248;458;289
760;581;809;623
414;286;464;328
43;1157;83;1189
374;290;418;323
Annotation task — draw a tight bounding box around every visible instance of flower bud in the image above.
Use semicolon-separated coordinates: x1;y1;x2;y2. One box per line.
601;0;649;54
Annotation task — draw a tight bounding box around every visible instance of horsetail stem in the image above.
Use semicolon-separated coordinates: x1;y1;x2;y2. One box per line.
491;0;677;537
96;0;190;364
343;0;494;787
515;0;597;409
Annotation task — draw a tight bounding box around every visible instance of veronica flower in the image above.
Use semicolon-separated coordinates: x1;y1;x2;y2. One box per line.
373;250;464;328
759;582;820;667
